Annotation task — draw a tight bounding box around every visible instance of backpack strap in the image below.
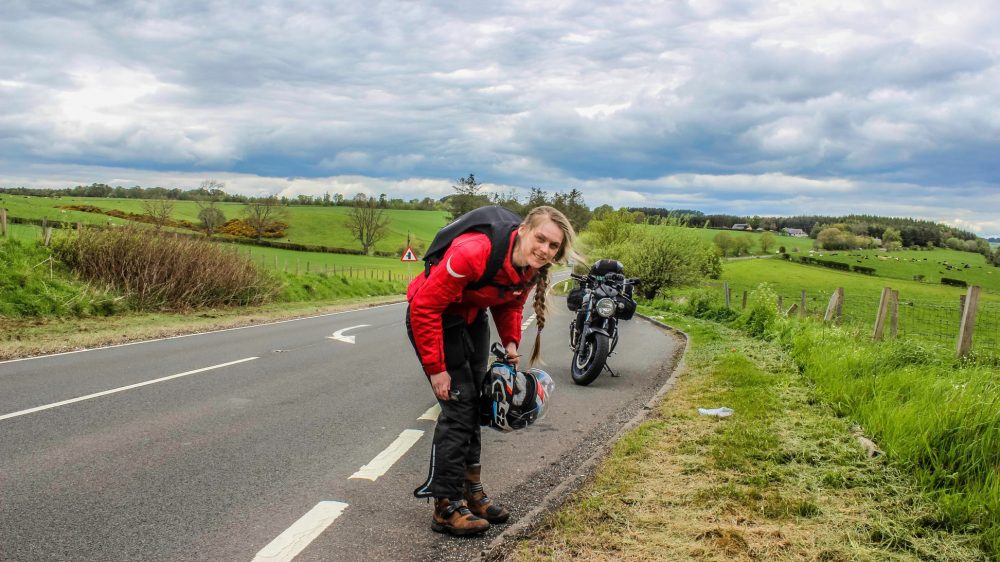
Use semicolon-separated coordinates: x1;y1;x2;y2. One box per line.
466;223;519;291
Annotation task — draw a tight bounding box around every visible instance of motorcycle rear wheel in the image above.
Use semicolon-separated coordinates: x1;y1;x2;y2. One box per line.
571;333;610;386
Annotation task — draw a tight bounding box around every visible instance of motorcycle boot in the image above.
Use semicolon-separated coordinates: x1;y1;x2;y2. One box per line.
463;464;511;524
431;498;490;536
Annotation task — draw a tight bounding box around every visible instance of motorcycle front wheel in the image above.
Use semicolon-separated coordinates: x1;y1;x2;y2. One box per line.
571;332;610;386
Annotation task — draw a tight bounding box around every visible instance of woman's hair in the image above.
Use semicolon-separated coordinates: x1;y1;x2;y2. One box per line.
523;206;580;366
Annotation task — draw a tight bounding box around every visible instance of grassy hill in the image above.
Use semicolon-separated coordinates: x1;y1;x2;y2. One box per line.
0;195;449;254
645;224;815;255
799;247;998;289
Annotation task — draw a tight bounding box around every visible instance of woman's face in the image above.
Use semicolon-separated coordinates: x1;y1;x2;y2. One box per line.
515;219;564;269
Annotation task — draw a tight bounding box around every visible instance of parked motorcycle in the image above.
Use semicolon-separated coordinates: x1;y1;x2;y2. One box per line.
565;259;640;386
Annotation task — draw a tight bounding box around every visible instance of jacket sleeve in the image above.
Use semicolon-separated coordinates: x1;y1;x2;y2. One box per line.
407;238;488;375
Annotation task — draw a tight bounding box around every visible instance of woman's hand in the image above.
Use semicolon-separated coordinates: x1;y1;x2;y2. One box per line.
428;371;452;400
505;342;520;367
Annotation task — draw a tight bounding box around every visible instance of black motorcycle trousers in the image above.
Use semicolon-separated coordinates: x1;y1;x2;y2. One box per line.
406;308;490;500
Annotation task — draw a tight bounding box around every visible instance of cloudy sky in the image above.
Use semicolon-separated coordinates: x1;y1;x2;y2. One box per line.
1;1;998;234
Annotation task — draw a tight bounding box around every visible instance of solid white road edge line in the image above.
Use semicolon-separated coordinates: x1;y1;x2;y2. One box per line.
349;429;424;481
0;357;259;422
417;404;441;421
252;501;349;562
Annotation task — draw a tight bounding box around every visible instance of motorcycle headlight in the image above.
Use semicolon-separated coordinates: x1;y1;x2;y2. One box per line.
596;297;616;317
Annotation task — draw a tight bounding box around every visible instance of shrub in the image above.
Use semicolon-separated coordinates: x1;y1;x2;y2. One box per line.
601;227;721;299
684;288;737;321
51;226;279;310
941;277;967;288
852;265;876;275
733;283;780;338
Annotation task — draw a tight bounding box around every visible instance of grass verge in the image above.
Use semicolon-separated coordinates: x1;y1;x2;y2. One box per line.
513;310;988;561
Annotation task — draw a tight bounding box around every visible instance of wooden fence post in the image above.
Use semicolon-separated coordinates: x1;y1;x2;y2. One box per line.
1;207;7;237
959;294;966;318
274;255;278;271
724;282;731;308
800;290;807;318
889;290;899;338
824;288;844;323
873;287;891;341
43;227;52;246
956;286;981;358
777;295;784;313
786;303;798;316
741;290;748;309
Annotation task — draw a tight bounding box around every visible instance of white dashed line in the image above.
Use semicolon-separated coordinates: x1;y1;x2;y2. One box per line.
253;501;349;562
521;313;536;331
349;429;425;481
0;357;259;422
417;404;441;421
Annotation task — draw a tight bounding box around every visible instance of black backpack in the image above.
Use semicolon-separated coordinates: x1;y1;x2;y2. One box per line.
424;206;524;291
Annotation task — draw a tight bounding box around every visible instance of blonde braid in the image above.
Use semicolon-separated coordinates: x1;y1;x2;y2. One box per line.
529;266;550;366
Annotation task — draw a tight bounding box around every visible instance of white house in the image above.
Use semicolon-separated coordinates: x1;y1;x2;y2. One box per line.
783;228;808;237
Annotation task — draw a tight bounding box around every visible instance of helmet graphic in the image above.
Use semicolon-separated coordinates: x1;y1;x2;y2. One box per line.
480;362;555;432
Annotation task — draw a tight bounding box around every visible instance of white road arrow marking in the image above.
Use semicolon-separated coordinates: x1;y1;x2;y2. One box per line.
326;325;370;344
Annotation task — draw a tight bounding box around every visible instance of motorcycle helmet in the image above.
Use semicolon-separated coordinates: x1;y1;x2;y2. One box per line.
480;362;555;432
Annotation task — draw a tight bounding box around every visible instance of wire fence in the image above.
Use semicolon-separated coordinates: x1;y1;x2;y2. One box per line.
716;282;1000;355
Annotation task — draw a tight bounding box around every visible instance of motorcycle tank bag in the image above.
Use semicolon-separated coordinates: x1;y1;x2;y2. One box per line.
422;206;523;291
590;259;623;276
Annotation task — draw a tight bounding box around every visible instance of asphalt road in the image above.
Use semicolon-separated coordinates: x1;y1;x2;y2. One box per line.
0;294;680;562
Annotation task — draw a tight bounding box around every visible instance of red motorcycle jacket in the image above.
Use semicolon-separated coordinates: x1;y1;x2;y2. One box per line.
407;230;537;376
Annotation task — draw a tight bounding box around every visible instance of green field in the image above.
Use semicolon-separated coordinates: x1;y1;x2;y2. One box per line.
0;195;449;254
644;224;815;255
795;247;998;290
7;221;424;280
717;258;1000;352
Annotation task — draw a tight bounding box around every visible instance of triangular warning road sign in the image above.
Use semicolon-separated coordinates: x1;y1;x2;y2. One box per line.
401;246;418;262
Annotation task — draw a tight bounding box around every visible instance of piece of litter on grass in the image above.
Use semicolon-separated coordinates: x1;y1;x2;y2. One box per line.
698;407;734;417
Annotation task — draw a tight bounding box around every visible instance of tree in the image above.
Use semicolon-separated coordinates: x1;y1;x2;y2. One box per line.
817;227;854;250
759;231;776;253
347;194;391;254
242;197;288;240
195;180;226;236
882;227;902;248
142;199;174;231
588;210;635;248
449;174;491;219
713;231;734;257
198;207;226;236
733;234;753;256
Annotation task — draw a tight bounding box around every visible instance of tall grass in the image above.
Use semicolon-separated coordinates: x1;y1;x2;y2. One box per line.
686;284;1000;556
51;226;279;310
0;238;121;317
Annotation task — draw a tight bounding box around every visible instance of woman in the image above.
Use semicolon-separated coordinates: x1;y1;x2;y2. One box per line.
405;206;577;536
